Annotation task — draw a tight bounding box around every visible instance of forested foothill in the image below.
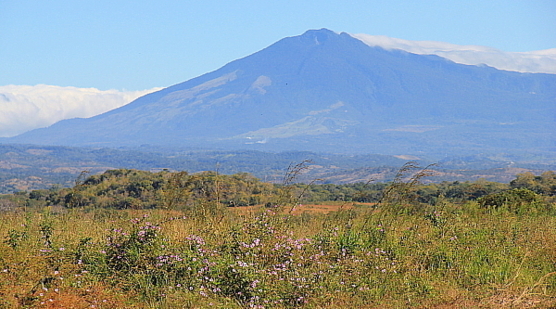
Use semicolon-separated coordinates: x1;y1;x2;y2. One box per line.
3;166;552;212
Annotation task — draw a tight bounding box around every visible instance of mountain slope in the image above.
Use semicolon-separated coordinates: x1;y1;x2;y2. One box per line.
8;29;556;158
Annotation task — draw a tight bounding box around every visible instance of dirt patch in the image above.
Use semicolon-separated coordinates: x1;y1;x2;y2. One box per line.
229;202;376;216
26;148;53;155
0;161;29;169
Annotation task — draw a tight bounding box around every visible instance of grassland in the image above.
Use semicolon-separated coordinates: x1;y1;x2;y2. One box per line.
0;166;555;308
1;200;555;308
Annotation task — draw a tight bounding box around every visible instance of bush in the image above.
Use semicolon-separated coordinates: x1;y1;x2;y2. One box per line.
477;188;550;214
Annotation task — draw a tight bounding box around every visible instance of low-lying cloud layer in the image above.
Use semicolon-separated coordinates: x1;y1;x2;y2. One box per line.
351;33;556;74
0;85;161;137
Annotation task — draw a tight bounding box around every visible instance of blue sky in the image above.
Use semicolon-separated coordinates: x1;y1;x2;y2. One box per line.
1;0;555;91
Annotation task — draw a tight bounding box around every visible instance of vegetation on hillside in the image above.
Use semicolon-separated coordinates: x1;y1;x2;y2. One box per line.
15;167;555;211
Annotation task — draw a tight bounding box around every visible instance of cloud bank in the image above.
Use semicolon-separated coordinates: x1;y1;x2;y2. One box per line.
0;85;161;137
351;33;556;74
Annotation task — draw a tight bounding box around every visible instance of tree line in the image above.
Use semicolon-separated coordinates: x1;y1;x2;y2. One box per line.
7;168;555;213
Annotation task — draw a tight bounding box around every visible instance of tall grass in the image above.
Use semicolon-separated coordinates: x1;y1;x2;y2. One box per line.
0;167;555;308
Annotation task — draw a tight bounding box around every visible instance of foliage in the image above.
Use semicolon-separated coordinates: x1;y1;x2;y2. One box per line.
25;169;275;212
510;171;556;196
19;167;556;218
477;188;552;214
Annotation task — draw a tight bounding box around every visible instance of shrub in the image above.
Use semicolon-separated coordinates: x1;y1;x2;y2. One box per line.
477;188;550;214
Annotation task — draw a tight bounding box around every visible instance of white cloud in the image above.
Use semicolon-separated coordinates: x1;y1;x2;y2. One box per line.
350;33;556;74
0;85;161;137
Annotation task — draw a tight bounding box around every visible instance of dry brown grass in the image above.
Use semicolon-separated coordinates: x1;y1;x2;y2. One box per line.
227;202;375;216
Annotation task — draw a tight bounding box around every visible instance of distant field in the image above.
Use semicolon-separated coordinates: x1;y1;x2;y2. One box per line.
229;202;366;216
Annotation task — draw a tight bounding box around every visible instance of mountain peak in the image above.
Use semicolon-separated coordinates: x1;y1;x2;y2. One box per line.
300;28;338;43
8;29;555;158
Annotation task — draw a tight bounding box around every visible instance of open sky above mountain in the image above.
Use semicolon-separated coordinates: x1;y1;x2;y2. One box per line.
1;0;554;91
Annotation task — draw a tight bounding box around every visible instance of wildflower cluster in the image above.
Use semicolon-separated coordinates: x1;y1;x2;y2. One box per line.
425;210;447;227
103;214;164;274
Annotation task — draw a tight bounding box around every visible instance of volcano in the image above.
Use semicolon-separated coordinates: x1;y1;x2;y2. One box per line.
8;29;556;158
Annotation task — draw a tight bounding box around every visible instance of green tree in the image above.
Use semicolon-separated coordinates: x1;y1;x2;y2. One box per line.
477;188;549;214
